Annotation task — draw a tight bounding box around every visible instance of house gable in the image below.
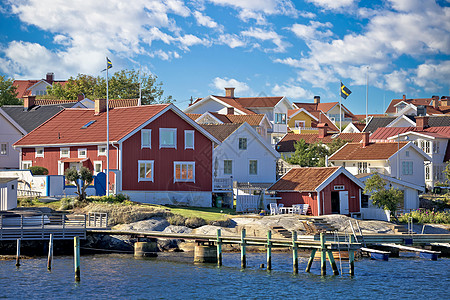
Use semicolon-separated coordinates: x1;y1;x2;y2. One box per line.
386;115;416;127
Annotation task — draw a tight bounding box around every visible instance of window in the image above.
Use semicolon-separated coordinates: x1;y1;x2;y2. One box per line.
425;141;430;154
22;161;32;169
275;113;287;124
35;147;44;158
60;147;70;158
334;185;345;191
98;145;107;156
361;194;369;208
11;184;14;190
402;161;413;175
138;160;154;182
160;128;177;149
433;141;440;153
81;120;96;129
224;160;232;175
294;120;305;128
93;161;102;175
405;150;409;157
239;138;247;150
78;148;87;158
174;162;195;182
425;165;430;180
249;160;258;175
357;162;367;174
0;143;7;156
141;129;151;149
185;130;194;149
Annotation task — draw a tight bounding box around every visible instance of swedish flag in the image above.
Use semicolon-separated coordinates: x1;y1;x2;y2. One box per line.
340;82;352;99
102;57;113;72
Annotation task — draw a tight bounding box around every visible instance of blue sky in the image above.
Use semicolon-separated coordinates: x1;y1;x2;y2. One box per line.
1;0;449;114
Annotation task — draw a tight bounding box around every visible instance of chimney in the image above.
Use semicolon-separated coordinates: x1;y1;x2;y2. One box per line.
225;87;235;98
314;96;320;104
46;72;54;85
23;95;36;110
416;116;429;131
403;94;406;100
432;95;439;108
227;107;234;115
77;93;85;101
362;132;370;148
317;123;327;138
95;99;107;115
441;96;449;106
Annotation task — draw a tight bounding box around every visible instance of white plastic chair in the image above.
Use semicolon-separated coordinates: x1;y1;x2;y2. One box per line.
270;203;279;215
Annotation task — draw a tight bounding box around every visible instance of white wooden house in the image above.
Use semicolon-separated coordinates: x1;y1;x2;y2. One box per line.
0;178;18;211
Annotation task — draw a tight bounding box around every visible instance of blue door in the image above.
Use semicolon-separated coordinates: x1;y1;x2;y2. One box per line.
94;172;106;196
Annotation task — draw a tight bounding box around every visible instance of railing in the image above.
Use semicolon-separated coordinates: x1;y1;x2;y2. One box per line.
213;177;233;191
17;189;42;197
87;212;108;228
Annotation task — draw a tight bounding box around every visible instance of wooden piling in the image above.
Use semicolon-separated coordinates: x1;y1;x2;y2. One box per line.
267;230;272;271
74;236;80;282
47;234;53;271
320;233;326;276
349;235;355;276
241;228;246;269
292;231;298;274
15;239;21;267
216;229;222;267
326;251;339;275
305;249;317;272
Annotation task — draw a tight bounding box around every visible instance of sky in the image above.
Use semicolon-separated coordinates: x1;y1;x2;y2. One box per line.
0;0;449;115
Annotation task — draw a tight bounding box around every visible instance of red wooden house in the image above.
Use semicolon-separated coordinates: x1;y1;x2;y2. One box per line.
13;100;220;206
268;167;364;216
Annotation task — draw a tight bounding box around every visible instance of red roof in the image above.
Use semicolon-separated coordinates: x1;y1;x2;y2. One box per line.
370;126;450;141
329;142;409;160
385;98;433;114
14;104;170;146
269;167;339;191
13;80;68;98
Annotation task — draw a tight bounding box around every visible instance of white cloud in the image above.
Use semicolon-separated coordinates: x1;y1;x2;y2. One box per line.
272;83;313;99
193;11;223;30
306;0;356;10
207;0;298;17
241;27;290;52
384;69;411;93
218;34;246;48
149;49;181;61
212;77;251;95
273;57;303;68
413;61;450;92
289;21;333;41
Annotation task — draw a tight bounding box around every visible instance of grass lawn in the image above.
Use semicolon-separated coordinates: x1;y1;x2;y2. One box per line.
149;205;237;222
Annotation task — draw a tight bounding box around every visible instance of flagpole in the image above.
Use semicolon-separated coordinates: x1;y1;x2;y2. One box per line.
106;58;110;197
366;66;369;123
138;66;142;106
339;81;342;132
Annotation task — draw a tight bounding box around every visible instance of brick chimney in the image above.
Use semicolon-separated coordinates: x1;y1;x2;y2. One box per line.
317;123;327;138
362;132;370;148
77;93;85;101
416;116;429;131
441;96;449;106
432;95;439;108
227;107;234;115
225;87;235;98
46;72;54;85
95;99;107;115
403;94;406;100
23;95;36;110
314;96;320;104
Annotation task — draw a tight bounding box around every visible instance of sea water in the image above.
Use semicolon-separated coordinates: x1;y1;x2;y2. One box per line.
0;252;449;299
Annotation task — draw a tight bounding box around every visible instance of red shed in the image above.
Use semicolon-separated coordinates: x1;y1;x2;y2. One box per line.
268;167;364;216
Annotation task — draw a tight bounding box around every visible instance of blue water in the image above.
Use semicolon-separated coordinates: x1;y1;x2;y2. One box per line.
0;252;449;299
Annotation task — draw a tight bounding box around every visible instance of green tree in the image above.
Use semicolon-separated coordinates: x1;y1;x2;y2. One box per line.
0;75;20;106
284;139;328;167
65;167;93;201
328;138;348;155
443;162;450;185
363;173;404;221
47;69;173;104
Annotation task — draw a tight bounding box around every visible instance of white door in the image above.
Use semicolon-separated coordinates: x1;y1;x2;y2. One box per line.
58;161;65;175
339;191;349;214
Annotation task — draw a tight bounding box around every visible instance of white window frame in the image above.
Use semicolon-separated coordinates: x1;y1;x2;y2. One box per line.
184;130;194;150
160;128;177;149
78;148;87;158
141;129;152;149
334;185;345;191
0;143;7;156
98;145;107;156
224;160;232;175
174;161;195;182
294;120;305;128
402;161;413;175
357;162;367;174
22;160;32;169
249;160;258;175
425;165;430;180
93;161;103;175
60;147;70;158
35;147;44;158
138;160;154;182
239;138;247;150
275;113;287;124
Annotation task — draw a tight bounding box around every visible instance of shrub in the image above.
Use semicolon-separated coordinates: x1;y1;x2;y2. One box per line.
29;166;48;175
87;193;130;204
398;209;450;224
167;214;186;226
184;217;207;228
17;197;33;207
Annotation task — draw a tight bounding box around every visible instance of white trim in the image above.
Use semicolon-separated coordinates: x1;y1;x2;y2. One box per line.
386;115;416;128
77;148;87;158
35;147;44;158
289;108;319;121
184;130;194;150
22;160;32;169
98;145;107;156
26;79;51;91
119;142;123;191
238;137;247;150
0;142;8;156
173;161;195;183
15;141;116;148
60;147;70;158
195;112;225;124
159;128;177;149
184;95;248;115
249;159;258;175
223;159;233;175
93;160;103;175
316;167;365;192
0;108;28;135
138;160;154;182
141;129;152;149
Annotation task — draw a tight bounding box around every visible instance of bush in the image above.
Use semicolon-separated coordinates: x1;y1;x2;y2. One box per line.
398;209;450;224
59;197;88;210
167;214;186;226
29;166;48;175
184;217;207;228
17;197;33;207
87;193;130;204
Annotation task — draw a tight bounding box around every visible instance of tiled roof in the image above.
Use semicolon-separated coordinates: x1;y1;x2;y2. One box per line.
234;97;283;108
200;124;241;142
364;116;396;133
209;96;255;114
294;101;357;121
354;114;385;120
14;104;170;146
108;99;139;108
268;167;339;191
353;123;366;131
370;126;450;141
385;98;433;114
329;142;408;160
13;80;67;98
276;132;363;152
35;99;78;106
188;112;265;126
186;113;202;121
1;103;75;133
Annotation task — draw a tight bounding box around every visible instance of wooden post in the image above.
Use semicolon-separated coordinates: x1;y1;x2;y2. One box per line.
292;230;298;274
241;228;246;269
305;249;317;272
349;235;355;276
47;234;53;271
216;229;222;267
74;236;80;282
15;239;21;267
267;230;272;271
320;232;326;276
327;251;339;275
41;214;45;239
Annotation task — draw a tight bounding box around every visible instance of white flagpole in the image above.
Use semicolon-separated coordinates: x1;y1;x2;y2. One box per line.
106;58;110;197
138;67;142;106
366;67;369;123
339;81;342;132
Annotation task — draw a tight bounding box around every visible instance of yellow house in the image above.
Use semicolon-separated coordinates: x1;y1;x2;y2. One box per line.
288;108;338;133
